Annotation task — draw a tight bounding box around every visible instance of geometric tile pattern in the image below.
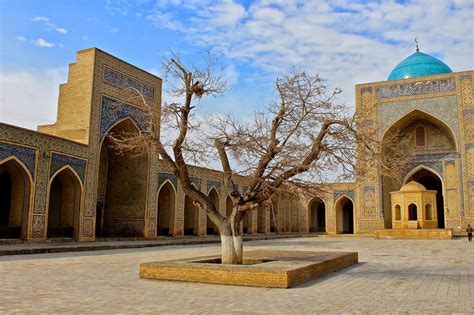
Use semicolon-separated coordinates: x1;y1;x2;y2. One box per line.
100;96;149;138
103;66;155;100
334;190;355;202
376;78;455;99
0;141;36;176
50;152;87;182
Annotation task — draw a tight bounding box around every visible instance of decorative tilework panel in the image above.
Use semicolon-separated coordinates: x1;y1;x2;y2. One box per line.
100;96;149;138
158;172;177;190
207;180;221;193
360;87;372;94
404;162;443;178
103;67;155;100
189;176;201;189
413;152;460;160
375;78;455;99
50;152;87;182
0;142;36;176
32;215;45;238
334;190;355;202
83;218;94;237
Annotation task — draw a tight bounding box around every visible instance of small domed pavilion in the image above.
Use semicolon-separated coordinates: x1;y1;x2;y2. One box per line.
390;181;438;229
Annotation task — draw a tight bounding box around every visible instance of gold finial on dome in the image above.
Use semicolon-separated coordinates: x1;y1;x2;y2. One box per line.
415;38;419;52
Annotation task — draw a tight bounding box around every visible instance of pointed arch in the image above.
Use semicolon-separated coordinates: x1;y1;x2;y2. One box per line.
100;116;143;148
0;156;33;239
403;165;445;228
403;165;443;185
157;181;176;236
335;195;354;234
46;165;82;239
97;117;149;238
381;108;458;151
307;196;326;233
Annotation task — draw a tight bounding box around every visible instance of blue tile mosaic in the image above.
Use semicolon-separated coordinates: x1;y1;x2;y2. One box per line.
0;142;36;177
334;190;355;202
50;152;87;182
100;96;149;138
103;67;155;100
158;172;177;190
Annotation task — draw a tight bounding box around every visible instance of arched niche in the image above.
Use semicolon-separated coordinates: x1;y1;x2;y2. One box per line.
0;158;32;239
97;118;148;237
47;166;82;239
380;109;456;224
157;181;176;236
408;203;418;220
404;166;444;228
207;188;219;235
382;109;457;151
307;197;326;233
335;196;354;234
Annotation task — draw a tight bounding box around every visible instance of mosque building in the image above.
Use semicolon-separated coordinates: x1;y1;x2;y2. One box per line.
0;47;472;241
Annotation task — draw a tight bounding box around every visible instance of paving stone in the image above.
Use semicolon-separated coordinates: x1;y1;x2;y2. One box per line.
0;237;473;314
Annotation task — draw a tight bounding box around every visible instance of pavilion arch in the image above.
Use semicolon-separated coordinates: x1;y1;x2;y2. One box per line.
335;195;354;234
403;165;443;185
157;180;176;236
46;165;83;239
0;156;33;239
307;196;326;233
97;117;149;238
381;108;458;151
403;165;445;228
207;187;220;235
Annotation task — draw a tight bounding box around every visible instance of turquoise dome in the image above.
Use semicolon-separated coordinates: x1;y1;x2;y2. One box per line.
387;51;452;81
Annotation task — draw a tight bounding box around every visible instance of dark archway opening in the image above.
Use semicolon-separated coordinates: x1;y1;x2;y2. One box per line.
408;204;418;220
97;119;148;238
0;160;30;239
157;182;175;236
47;168;81;239
309;198;326;232
337;197;354;234
407;168;444;228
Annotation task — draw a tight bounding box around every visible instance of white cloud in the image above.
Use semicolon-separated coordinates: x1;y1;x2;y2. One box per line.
55;27;68;34
105;0;130;15
143;0;474;110
16;36;26;41
34;38;55;48
0;68;68;130
32;16;49;22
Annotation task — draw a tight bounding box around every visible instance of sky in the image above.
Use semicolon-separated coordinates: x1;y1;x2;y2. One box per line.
0;0;473;130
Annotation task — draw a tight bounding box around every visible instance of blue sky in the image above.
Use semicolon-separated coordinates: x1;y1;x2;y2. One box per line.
1;0;473;130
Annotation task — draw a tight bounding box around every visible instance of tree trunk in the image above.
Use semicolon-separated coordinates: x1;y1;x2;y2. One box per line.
232;234;243;264
221;234;237;264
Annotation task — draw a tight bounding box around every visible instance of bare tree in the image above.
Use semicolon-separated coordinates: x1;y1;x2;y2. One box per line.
108;55;412;264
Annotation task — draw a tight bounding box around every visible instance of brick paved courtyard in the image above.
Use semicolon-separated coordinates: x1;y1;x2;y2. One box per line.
0;237;473;314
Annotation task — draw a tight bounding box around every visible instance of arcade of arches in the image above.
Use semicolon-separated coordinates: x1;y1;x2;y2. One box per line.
1;48;472;242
